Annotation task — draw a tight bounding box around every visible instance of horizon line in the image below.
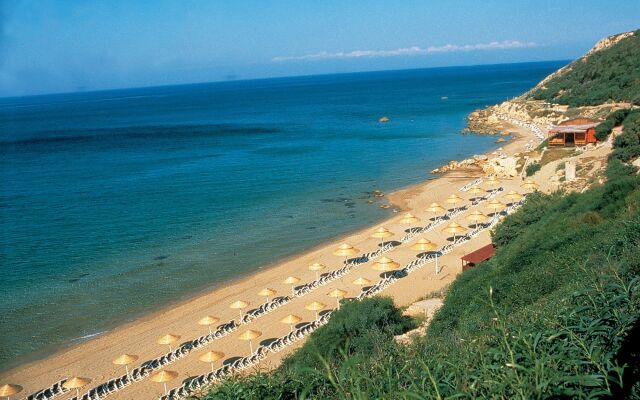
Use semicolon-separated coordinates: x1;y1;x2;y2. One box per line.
0;59;571;101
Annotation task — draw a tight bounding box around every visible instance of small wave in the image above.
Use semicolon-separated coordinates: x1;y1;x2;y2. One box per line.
71;330;108;342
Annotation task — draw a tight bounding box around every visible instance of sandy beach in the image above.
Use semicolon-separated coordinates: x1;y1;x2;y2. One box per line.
1;124;536;400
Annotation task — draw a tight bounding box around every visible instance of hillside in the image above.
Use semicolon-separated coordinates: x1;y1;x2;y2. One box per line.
196;33;640;399
527;30;640;106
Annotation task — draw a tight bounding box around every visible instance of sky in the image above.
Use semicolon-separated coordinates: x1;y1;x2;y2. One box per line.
1;0;639;97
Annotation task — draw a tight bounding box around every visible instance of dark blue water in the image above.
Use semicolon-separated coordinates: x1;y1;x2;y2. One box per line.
0;61;563;369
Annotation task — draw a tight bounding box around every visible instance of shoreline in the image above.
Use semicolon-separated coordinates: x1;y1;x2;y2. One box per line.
1;122;534;399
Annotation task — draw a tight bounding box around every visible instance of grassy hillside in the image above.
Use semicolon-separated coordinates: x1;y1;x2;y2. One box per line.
200;124;640;399
528;30;640;106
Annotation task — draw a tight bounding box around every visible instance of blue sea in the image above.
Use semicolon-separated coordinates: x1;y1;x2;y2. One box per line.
0;61;563;369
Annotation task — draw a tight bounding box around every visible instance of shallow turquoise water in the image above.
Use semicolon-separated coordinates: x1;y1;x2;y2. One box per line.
0;61;564;368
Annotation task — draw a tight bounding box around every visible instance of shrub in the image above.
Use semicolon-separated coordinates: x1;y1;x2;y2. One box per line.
525;162;541;176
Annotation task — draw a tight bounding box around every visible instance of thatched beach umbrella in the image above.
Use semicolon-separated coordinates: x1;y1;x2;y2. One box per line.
112;354;139;376
333;243;359;265
280;314;302;332
372;256;400;272
503;190;523;204
426;202;446;215
485;176;501;187
199;351;224;373
521;179;538;191
352;277;371;286
229;300;249;321
150;370;178;396
308;263;326;280
399;213;420;225
257;288;277;302
466;210;487;228
305;301;326;319
327;288;347;309
157;334;181;352
486;199;505;220
238;329;262;355
371;227;393;247
198;315;220;335
468;186;485;195
445;194;464;207
411;238;440;274
442;222;467;242
0;384;22;400
282;276;301;296
62;377;92;398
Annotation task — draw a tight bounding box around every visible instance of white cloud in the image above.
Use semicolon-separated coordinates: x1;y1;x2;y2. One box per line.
272;40;536;62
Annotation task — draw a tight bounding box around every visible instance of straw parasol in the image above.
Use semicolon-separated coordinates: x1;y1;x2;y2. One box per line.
198;316;220;335
371;227;393;247
503;190;523;203
485;176;501;186
257;288;277;302
0;384;22;399
352;277;371;286
282;276;301;296
112;354;139;376
411;238;440;273
426;202;446;215
305;301;326;319
399;213;420;224
229;300;249;321
466;210;487;228
445;194;464;206
150;370;178;396
280;314;302;332
468;186;485;195
442;222;467;242
199;351;224;373
521;179;538;191
157;334;181;352
327;288;347;309
62;377;92;398
333;243;359;266
486;199;505;220
308;263;326;280
372;256;400;272
238;329;262;354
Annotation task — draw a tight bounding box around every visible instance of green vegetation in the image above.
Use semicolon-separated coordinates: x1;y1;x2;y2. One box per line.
529;31;640;106
612;110;640;162
596;109;634;141
202;149;640;399
525;162;541;176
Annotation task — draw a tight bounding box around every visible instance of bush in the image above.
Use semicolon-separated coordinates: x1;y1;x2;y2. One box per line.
525;162;541;176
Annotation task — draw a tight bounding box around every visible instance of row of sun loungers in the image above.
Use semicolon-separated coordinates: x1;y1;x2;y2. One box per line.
25;179;515;400
459;178;483;192
494;113;546;141
158;187;528;400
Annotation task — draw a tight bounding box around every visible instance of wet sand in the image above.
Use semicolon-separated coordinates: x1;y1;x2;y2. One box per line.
1;124;536;400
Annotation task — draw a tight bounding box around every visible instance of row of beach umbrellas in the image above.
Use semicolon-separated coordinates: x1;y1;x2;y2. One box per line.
1;178;539;399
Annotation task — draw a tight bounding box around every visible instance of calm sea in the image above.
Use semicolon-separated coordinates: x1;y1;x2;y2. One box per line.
0;61;563;369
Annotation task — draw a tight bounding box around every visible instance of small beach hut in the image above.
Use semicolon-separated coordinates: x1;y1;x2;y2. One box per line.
547;118;599;146
461;244;496;271
150;370;178;396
